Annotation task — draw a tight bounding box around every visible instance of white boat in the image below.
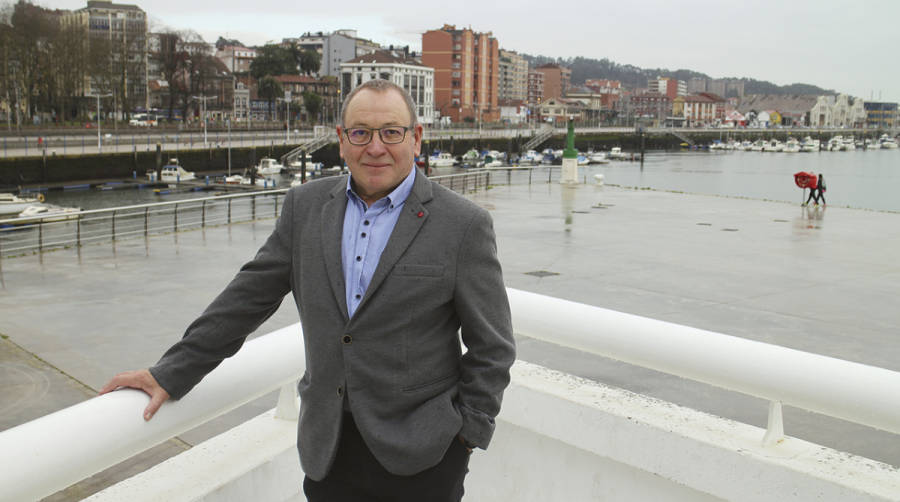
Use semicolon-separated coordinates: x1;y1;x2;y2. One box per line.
608;147;628;160
879;134;898;149
0;192;47;217
782;138;801;153
429;152;457;167
842;136;856;151
224;174;278;187
827;136;844;151
520;150;543;165
709;140;726;150
864;138;881;150
256;157;285;176
148;159;196;182
588;151;609;164
799;137;820;152
287;154;315;169
576;154;590;166
16;204;81;223
761;139;783;152
749;140;766;152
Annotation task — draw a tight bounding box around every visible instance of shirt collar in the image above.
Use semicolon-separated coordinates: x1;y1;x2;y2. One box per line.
346;165;417;208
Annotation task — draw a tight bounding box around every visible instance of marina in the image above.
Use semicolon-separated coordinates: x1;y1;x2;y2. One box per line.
1;152;899;499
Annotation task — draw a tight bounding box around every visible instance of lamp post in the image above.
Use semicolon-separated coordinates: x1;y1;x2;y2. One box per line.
88;92;112;152
192;95;216;146
277;96;290;144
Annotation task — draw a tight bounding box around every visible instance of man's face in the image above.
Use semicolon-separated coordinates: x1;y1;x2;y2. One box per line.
338;88;423;205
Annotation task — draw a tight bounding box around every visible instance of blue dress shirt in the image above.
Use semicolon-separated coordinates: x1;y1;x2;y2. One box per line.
342;167;417;318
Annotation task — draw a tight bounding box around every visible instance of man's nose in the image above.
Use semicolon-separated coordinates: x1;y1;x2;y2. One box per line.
365;134;389;154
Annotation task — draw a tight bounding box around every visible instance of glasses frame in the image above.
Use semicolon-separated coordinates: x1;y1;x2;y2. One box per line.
342;125;413;146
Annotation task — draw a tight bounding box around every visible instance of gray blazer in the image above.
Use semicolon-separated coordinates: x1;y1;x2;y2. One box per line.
150;170;515;480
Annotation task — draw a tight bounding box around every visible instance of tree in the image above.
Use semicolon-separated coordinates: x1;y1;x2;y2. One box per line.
257;76;283;120
302;91;322;124
299;49;321;76
250;44;296;80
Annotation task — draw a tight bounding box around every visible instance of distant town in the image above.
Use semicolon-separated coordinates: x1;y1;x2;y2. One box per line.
1;0;897;131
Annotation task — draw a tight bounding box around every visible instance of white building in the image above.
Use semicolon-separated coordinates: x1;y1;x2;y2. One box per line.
340;50;435;125
498;49;528;102
810;94;867;128
215;46;257;74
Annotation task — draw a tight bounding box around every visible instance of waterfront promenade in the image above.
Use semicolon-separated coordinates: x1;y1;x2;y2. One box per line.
1;177;899;498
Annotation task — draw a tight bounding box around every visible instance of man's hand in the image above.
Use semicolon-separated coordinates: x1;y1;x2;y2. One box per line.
99;369;170;421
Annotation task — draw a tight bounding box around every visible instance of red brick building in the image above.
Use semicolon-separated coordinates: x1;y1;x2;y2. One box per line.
535;63;571;101
422;24;499;123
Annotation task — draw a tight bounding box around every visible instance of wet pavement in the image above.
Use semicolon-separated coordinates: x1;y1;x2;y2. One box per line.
1;178;899;498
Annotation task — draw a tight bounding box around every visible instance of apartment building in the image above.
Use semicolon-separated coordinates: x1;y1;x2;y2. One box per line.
422;24;499;123
215;45;257;74
272;75;340;123
648;76;686;99
864;102;898;128
810;94;867;128
62;0;149;110
498;49;528;102
678;92;726;126
534;63;571;101
341;49;435;125
584;79;622;108
527;70;544;108
285;31;358;78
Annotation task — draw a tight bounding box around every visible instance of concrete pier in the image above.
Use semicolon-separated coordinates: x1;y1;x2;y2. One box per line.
1;178;899;498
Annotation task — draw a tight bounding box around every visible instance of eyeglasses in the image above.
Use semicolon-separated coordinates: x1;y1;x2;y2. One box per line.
343;126;411;146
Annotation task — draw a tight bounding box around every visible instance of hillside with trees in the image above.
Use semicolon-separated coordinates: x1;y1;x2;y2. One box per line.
523;54;835;96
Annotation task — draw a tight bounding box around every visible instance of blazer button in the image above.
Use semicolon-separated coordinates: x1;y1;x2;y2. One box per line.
342;334;352;344
337;386;343;397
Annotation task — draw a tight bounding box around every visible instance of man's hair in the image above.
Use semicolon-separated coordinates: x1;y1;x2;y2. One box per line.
341;79;418;127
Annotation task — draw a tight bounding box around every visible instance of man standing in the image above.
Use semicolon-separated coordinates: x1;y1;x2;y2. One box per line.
100;79;516;501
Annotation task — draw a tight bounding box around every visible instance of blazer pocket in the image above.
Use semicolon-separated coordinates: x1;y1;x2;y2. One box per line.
402;372;458;393
394;264;445;277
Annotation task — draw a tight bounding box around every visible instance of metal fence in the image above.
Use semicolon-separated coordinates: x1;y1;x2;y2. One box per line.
1;168;549;259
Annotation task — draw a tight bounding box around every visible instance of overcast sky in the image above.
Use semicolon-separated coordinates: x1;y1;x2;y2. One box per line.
35;0;900;102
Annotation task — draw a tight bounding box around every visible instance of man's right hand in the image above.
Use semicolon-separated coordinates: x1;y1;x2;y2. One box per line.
99;369;170;421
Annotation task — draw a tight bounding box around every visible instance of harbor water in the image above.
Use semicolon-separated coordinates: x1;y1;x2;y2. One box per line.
35;148;900;213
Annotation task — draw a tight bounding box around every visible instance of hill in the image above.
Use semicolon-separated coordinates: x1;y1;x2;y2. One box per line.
522;54;835;96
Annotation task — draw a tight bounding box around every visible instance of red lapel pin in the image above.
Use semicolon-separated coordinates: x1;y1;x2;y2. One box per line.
417;211;424;218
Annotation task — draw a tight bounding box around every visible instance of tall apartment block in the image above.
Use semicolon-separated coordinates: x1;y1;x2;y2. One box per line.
527;70;544;107
62;0;149;110
648;76;686;99
534;63;571;101
498;49;528;103
422;24;499;123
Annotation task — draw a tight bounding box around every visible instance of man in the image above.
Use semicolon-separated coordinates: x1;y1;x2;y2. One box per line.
100;79;516;501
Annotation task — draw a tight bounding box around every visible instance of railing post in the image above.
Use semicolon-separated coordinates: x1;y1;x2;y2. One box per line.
202;200;206;228
76;215;81;247
38;219;43;252
252;195;256;220
228;199;232;224
144;207;149;236
274;194;278;218
762;400;785;446
111;210;116;241
174;203;178;231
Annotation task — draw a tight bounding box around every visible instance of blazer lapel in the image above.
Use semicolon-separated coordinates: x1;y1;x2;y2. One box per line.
321;177;350;321
357;170;433;313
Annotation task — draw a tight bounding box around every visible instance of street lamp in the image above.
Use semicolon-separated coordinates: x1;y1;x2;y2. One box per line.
277;96;291;144
87;92;112;152
192;95;216;146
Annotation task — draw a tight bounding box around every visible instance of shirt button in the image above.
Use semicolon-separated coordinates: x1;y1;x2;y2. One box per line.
363;220;370;226
342;334;352;344
355;294;361;300
337;386;343;397
356;256;361;261
361;232;367;238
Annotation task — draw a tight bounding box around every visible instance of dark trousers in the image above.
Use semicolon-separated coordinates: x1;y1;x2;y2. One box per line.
303;414;471;502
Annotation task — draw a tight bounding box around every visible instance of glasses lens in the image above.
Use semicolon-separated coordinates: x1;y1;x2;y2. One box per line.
347;128;372;145
380;127;407;144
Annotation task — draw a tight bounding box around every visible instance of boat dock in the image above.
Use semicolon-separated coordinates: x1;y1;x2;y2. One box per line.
1;178;898;498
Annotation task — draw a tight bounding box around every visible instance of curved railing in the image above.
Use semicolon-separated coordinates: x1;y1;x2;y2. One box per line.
1;288;899;501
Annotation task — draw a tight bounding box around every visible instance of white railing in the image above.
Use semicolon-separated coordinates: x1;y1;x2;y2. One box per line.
2;289;899;501
0;324;305;502
508;289;900;442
